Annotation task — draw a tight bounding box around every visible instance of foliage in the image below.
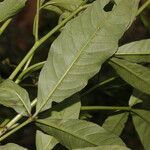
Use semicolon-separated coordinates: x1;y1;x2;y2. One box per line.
0;0;150;149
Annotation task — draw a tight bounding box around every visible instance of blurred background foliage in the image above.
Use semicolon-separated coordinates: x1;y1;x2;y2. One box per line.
0;0;149;149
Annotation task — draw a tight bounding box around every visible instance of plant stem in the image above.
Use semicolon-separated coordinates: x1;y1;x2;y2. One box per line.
0;19;12;36
35;0;40;42
137;0;150;16
0;118;33;142
81;77;117;97
9;3;87;80
0;99;37;137
81;106;132;111
15;61;45;84
23;0;41;71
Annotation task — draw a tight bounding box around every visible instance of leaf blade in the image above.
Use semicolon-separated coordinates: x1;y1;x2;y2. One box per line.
0;79;31;116
115;39;150;63
109;58;150;95
103;112;129;136
73;145;130;150
0;143;27;150
0;0;27;22
36;130;58;150
36;119;125;149
37;0;139;113
132;110;150;150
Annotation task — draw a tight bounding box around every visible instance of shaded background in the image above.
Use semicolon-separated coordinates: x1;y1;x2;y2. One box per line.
0;0;150;149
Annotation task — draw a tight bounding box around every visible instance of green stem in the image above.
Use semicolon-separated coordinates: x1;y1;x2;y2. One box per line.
0;118;33;142
15;61;45;84
81;106;132;111
0;19;12;36
35;0;40;42
0;99;37;137
81;77;117;97
137;0;150;16
9;3;87;80
23;0;41;71
81;106;135;111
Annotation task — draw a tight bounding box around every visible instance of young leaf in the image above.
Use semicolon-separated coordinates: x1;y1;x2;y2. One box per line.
128;95;142;107
103;112;129;136
115;39;150;63
109;58;150;95
0;143;27;150
36;119;125;149
37;0;139;113
73;145;130;150
0;79;31;116
36;130;58;150
0;0;27;22
132;110;150;150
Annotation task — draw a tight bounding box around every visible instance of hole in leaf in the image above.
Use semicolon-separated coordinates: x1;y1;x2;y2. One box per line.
103;0;116;12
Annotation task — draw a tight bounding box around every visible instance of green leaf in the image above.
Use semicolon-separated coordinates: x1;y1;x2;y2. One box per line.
128;95;142;107
0;79;31;116
36;119;125;149
43;5;63;14
73;145;130;150
37;95;81;149
37;0;139;113
115;39;150;63
132;110;150;150
43;0;83;12
44;94;81;119
0;143;27;150
109;58;150;95
36;130;58;150
103;112;129;136
0;0;27;22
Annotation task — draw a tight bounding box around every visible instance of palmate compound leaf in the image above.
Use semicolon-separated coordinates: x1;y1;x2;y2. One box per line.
109;58;150;95
115;39;150;63
0;143;27;150
36;119;125;149
37;0;139;113
0;79;31;116
102;112;129;136
73;145;130;150
0;0;27;22
36;95;81;150
132;110;150;150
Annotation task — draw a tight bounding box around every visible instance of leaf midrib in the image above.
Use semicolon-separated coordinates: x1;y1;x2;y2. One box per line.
0;87;30;115
110;59;150;86
37;120;99;148
37;7;111;113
